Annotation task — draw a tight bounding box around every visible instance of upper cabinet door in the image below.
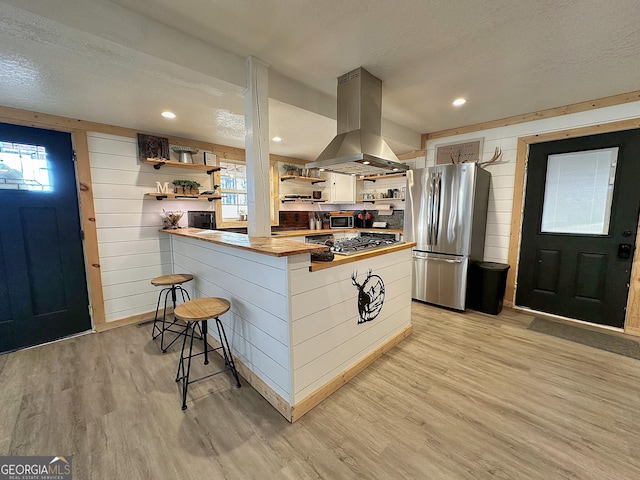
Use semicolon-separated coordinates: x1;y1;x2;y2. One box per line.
327;172;355;203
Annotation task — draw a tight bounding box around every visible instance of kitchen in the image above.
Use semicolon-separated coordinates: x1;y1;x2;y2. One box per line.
2;1;640;478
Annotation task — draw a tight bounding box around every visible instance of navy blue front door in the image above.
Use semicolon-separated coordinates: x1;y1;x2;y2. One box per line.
0;123;91;353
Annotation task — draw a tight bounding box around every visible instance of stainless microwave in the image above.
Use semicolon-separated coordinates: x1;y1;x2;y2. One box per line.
329;215;354;229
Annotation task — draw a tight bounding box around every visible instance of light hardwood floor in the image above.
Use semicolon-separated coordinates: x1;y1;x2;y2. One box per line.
2;302;640;479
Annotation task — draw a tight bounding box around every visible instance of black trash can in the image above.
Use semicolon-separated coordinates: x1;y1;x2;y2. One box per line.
466;262;510;315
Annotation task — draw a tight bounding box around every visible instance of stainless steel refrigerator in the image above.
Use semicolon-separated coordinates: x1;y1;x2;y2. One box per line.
404;163;491;310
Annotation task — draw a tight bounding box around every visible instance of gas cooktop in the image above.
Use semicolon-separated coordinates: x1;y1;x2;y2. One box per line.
330;237;402;256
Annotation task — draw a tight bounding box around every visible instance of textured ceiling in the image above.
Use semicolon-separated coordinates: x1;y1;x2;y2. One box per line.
1;0;639;160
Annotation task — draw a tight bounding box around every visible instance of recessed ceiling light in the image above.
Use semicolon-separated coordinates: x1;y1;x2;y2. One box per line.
452;98;466;106
272;136;282;142
319;168;325;172
362;161;370;165
392;168;399;171
161;111;176;118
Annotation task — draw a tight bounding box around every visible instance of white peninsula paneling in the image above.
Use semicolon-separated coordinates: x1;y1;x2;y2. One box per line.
170;235;292;401
289;248;412;403
88;132;211;322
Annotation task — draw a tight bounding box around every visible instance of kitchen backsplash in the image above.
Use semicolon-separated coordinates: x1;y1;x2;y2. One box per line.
367;210;404;229
278;211;316;229
278;210;404;230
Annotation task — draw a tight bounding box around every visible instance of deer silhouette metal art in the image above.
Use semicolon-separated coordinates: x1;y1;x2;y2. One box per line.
351;269;385;324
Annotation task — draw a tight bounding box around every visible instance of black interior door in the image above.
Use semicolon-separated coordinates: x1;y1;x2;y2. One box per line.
0;123;91;353
516;129;640;328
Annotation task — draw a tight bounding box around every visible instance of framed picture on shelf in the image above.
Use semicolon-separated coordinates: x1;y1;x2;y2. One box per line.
435;137;484;165
137;133;170;162
203;151;217;166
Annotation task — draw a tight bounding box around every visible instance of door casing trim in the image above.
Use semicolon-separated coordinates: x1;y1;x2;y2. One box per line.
507;118;640;334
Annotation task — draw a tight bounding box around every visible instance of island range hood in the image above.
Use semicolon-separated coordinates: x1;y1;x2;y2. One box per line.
306;67;409;176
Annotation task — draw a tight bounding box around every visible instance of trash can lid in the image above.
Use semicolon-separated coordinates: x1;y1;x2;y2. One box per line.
477;262;510;271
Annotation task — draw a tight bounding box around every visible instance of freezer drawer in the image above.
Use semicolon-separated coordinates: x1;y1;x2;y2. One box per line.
412;252;468;310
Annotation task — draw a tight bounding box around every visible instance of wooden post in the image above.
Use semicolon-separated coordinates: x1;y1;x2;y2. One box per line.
243;56;271;237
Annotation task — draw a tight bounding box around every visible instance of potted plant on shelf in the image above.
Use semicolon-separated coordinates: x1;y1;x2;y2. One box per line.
172;179;201;195
281;163;300;176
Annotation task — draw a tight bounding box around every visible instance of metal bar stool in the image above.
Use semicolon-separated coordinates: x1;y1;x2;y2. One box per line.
174;297;241;410
151;273;194;352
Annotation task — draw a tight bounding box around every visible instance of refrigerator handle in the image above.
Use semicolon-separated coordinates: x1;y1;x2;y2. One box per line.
427;257;463;264
433;172;442;246
426;172;434;245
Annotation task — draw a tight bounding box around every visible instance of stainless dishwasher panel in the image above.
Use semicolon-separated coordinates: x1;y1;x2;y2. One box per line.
412;251;468;310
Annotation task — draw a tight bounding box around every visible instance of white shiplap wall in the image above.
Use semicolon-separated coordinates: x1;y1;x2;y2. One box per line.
167;233;413;407
425;101;640;264
289;248;412;403
170;235;292;401
88;132;213;322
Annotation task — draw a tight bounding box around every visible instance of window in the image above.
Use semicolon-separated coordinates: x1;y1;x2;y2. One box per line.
541;147;618;235
214;159;279;228
219;160;247;220
0;141;53;191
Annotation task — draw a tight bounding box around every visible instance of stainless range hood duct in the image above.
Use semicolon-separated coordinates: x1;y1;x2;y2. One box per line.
306;67;409;176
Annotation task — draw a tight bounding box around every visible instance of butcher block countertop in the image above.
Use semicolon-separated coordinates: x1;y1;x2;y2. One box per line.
309;242;416;272
161;228;328;257
272;228;403;237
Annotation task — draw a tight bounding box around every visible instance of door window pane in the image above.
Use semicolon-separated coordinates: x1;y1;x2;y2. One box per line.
0;141;53;191
541;147;618;235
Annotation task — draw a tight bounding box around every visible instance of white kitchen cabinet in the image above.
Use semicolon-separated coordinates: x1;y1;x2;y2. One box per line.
323;172;355;203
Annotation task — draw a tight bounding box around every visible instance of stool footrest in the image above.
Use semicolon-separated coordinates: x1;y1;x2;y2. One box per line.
176;366;235;387
175;313;241;410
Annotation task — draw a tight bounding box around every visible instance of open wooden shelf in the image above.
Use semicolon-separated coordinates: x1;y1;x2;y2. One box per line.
145;193;222;202
144;158;221;174
281;199;326;204
280;175;325;185
362;198;405;203
360;172;407;182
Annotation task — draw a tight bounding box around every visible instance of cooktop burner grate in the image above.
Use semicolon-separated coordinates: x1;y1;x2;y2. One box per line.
330;237;400;255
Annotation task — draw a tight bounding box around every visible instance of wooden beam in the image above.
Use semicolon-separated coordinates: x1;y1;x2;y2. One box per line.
624;214;640;337
72;130;106;327
397;150;425;160
426;90;640;140
505;138;528;306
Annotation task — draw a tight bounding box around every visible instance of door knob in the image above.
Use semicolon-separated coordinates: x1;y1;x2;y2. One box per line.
618;243;633;259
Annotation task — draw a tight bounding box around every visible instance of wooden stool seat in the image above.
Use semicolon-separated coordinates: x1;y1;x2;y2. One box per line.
174;298;230;322
174;297;240;410
151;273;194;287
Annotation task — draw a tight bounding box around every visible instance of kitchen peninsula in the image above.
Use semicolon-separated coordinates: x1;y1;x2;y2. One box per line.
162;228;414;421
